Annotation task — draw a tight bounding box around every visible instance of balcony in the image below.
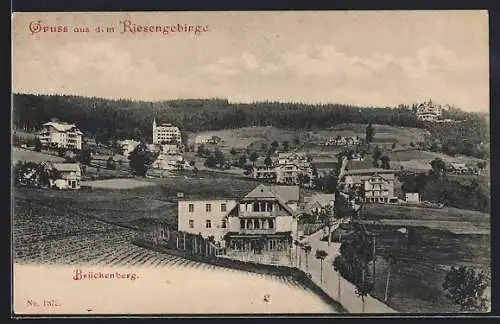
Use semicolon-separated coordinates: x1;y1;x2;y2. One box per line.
366;190;389;197
239;211;275;218
239;228;276;235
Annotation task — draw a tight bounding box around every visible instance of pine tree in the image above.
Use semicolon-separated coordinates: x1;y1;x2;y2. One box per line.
365;122;374;143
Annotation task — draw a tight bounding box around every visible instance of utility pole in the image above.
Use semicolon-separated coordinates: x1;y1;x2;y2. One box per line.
338;231;342;301
328;205;333;246
372;234;376;291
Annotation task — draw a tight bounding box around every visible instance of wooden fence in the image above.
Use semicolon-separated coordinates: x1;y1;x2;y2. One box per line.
134;224;225;257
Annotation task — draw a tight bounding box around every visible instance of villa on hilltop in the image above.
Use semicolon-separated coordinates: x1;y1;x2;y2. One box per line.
37;120;83;150
152;118;181;145
416;98;444;122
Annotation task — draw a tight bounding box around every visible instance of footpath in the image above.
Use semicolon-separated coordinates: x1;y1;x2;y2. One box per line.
296;228;398;314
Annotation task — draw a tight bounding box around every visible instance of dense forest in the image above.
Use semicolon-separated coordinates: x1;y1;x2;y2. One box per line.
12;94;489;155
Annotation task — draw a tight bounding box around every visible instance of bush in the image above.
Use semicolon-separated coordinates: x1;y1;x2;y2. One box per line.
399;173;490;213
443;266;489;312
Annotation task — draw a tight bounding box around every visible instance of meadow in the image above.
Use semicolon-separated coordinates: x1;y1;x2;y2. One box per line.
187;126;306;150
364;224;490;313
12;147;65;164
188;124;429;152
388;149;485;171
363;203;489;222
310;123;430;145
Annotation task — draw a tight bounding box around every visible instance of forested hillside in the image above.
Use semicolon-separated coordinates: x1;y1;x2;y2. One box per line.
12;93;489;157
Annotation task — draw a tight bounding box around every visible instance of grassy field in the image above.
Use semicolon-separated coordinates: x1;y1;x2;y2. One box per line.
364;224;491;313
188;124;430;152
345;147;487;173
187;126;306;150
360;201;491;312
363;204;490;225
13;172;267;231
81;178;157;189
12;147;65;164
388;149;485;171
310;124;430;145
14;186;179;230
136;172;268;200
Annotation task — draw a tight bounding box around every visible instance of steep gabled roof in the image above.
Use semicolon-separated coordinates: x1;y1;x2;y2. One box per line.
303;193;335;213
42;122;78;132
312;193;335;206
244;184;277;199
224;184;297;218
269;185;300;203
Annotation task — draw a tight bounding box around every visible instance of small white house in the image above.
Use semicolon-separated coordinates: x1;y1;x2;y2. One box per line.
405;192;420;203
49;163;82;190
161;144;180;155
118;140;140;157
151;154;188;171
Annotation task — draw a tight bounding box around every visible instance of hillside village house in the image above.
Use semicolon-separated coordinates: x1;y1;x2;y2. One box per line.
276;152;312;185
343;168;396;203
302;193;336;216
323;136;362;146
223;184;300;265
84;137;97;147
152;118;181;145
146;143;162;153
447;162;470;174
161;143;180;155
117;139;140;157
151;154;188;171
405;192;420;203
251;162;277;181
178;199;238;243
416;98;443;122
47;162;82;190
38;121;83;150
363;174;396;203
195;134;222;145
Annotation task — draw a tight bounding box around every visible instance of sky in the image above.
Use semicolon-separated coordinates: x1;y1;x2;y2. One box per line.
12;11;489;112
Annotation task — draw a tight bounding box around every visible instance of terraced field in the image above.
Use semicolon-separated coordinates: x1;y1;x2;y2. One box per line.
12;195;308;290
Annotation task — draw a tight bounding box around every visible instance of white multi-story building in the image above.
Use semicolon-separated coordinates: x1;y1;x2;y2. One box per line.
363;174;395;203
223;184;299;264
152;118;181;145
177;184;300;265
343;168;396;203
276;152;312;185
416;98;443;122
178;199;238;242
38;121;83;150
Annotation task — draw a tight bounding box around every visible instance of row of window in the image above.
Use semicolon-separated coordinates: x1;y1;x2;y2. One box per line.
188;219;227;229
240;218;274;230
187;218;275;230
188;203;227;213
240;202;274;213
367;185;388;190
228;239;285;251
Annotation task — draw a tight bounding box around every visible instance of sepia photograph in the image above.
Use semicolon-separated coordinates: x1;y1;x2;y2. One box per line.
11;10;490;315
